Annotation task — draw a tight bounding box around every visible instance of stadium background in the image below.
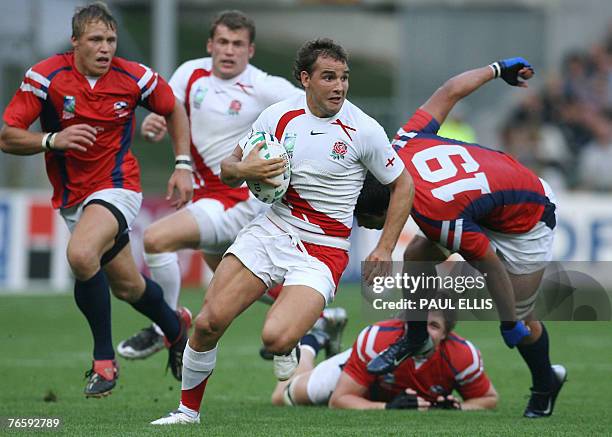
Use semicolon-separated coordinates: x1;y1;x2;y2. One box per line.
0;1;611;435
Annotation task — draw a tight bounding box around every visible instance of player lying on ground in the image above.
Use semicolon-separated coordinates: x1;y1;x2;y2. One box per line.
271;310;498;411
118;10;301;360
151;38;413;425
0;2;192;397
354;57;567;418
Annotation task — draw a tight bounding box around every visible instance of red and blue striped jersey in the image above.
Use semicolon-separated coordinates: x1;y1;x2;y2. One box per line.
3;52;175;209
343;319;491;402
392;109;555;260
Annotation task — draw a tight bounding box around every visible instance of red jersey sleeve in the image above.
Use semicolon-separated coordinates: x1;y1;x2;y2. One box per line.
3;66;46;129
118;59;175;116
142;73;175;116
341;326;377;388
399;109;441;135
446;335;491;400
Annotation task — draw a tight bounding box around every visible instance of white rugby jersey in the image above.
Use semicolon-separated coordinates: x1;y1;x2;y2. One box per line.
239;94;405;249
169;57;300;204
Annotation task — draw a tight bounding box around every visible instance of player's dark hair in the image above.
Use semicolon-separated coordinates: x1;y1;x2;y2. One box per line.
293;38;348;86
72;1;117;39
354;172;390;216
210;10;256;43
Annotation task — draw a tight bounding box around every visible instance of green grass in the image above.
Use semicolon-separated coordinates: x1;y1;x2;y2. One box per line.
1;285;611;436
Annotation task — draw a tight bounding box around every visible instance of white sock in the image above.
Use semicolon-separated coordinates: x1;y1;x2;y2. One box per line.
144;252;181;310
178;403;200;418
182;343;217;390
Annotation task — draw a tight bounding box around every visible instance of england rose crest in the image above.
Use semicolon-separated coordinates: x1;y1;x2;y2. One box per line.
330;141;348;160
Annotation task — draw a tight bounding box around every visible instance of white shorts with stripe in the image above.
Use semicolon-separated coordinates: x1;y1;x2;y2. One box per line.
225;214;349;304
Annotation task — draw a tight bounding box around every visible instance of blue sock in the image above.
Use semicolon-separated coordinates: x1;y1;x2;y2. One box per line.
300;334;323;356
131;276;180;343
517;323;554;392
74;270;114;360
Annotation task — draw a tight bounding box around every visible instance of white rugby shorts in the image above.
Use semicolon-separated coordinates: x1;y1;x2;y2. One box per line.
225;214;349;304
306;349;352;405
59;188;142;233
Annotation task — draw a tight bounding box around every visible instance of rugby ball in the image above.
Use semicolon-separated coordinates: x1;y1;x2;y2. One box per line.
242;131;291;204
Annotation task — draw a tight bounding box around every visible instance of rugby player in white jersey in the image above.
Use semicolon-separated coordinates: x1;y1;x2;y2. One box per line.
151;38;413;425
117;10;301;359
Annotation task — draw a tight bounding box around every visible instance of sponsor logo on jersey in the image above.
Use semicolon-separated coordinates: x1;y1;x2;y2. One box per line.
62;95;75;119
193;86;207;109
228;99;242;115
283;133;297;158
330;141;348;160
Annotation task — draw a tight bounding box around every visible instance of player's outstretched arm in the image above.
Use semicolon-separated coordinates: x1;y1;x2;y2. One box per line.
164;99;193;209
459;385;499;410
363;170;414;283
0;124;96;155
421;57;535;126
220;143;285;188
328;373;386;410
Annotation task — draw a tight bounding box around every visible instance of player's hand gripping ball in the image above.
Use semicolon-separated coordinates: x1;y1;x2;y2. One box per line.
242;132;291;204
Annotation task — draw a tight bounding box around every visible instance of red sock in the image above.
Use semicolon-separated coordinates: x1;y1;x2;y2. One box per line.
181;373;212;412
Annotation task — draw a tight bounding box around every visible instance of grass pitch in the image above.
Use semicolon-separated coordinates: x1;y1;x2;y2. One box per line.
1;285;611;436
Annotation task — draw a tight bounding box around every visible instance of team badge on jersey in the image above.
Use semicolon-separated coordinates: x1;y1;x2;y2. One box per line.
283;133;297;158
429;385;446;395
228;99;242;115
62;96;75;119
113;101;129;118
330;141;348;160
193;86;207;109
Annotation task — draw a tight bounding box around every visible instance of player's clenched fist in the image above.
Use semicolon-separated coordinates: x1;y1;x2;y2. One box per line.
141;113;167;142
53;124;97;152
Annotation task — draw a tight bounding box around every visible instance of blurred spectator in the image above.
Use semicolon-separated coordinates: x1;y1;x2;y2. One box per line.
577;114;612;191
500;26;612;191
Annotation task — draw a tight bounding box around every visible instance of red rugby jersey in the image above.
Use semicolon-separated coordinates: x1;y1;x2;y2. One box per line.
391;109;555;260
343;319;491;402
3;52;175;209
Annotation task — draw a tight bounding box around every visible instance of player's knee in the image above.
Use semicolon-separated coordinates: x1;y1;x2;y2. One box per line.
66;245;99;280
261;327;297;355
143;227;166;254
193;309;226;341
109;276;143;302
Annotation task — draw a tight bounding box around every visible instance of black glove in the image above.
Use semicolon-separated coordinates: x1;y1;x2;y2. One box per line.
385;391;419;410
430;395;461;410
490;57;534;86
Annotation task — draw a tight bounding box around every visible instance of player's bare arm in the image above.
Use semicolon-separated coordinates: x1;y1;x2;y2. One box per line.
328;373;386;410
220;143;285;187
421;57;534;125
164;99;193;209
364;170;414;283
141;112;167;142
0;123;96;155
459;385;499;411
